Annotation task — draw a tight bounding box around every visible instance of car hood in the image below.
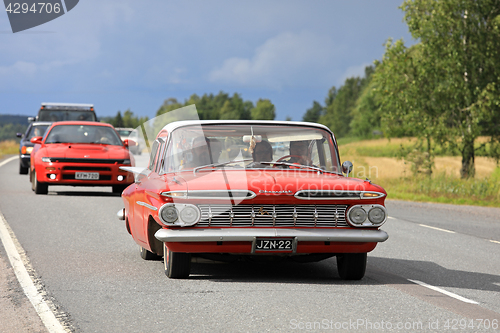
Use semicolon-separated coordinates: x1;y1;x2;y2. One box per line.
42;143;130;159
175;169;385;202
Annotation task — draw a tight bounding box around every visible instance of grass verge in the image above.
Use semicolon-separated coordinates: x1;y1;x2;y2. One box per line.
377;170;500;207
0;140;18;160
339;138;500;207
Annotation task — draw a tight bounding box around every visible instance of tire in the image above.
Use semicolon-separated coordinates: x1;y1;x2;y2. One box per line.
336;253;367;280
139;246;160;260
112;185;127;194
164;243;191;278
33;170;48;195
19;161;28;175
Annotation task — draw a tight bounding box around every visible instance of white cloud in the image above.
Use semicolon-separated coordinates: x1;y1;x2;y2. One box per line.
209;31;340;89
0;1;136;89
0;61;37;76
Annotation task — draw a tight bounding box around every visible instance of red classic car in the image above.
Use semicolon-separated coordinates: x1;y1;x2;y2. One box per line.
29;121;135;194
118;120;388;280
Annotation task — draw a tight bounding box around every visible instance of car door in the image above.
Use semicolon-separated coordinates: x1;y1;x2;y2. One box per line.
129;138;166;246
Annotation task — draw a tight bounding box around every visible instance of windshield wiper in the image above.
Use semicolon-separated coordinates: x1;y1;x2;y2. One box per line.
259;161;339;174
193;159;252;174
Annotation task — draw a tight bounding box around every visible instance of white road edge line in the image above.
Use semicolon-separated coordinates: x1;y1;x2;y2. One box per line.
490;240;500;244
408;279;479;305
0;157;67;333
419;224;455;233
0;155;18;167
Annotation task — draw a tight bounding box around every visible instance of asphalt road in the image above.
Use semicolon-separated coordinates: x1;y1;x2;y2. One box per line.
1;156;499;332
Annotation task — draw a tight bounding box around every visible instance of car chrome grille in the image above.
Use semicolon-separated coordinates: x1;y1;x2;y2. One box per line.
197;204;348;227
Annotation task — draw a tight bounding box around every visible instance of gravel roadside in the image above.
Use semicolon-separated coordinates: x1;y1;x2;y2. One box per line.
0;245;47;333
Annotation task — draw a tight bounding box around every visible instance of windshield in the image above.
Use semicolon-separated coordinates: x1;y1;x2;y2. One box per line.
163;124;340;173
27;124;50;139
45;125;123;145
38;110;97;121
117;129;133;137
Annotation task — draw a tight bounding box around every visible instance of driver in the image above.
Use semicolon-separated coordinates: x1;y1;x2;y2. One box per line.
288;140;311;165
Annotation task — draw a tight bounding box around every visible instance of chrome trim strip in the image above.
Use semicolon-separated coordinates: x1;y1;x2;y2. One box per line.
155;228;389;243
294;190;386;200
136;201;158;211
161;190;256;200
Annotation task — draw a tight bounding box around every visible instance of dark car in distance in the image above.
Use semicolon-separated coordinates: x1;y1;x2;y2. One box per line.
17;121;52;174
29;103;97;122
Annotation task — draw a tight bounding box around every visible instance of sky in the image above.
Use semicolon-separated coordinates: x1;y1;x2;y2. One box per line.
0;0;415;121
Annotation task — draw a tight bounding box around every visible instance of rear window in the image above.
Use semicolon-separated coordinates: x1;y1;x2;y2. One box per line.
38;110;97;122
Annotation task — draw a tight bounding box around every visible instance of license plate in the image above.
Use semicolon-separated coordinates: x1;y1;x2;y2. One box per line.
255;238;294;252
75;172;99;180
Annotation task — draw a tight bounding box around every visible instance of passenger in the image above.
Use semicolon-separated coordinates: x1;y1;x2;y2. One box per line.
247;140;273;168
184;137;221;168
95;127;114;144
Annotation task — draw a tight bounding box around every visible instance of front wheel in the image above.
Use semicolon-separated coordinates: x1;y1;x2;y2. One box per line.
112;184;127;194
19;161;28;175
139;246;160;260
33;170;48;195
164;243;191;278
336;253;367;280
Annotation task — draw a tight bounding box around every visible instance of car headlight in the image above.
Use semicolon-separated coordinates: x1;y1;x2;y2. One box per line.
348;207;367;224
159;204;178;224
368;207;386;224
123;159;131;165
41;157;51;162
347;204;387;227
158;203;200;227
180;205;200;225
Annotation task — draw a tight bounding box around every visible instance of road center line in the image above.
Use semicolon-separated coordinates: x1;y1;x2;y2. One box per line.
419;224;455;233
0;210;68;331
490;240;500;244
408;279;479;304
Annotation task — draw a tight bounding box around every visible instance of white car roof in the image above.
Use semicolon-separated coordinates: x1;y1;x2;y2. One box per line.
161;120;333;135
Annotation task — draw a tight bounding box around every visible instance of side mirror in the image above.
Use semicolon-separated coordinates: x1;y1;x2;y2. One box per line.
30;136;43;145
342;161;353;177
16;133;24;138
27;117;35;123
123;139;137;147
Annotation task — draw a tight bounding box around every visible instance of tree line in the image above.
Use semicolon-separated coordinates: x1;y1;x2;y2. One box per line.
75;0;500;179
302;0;500;179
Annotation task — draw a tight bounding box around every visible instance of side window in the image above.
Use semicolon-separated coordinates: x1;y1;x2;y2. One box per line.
154;139;167;174
148;141;160;171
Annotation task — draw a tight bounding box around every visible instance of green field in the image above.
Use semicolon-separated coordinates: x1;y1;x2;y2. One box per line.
339;138;500;207
0;140;17;160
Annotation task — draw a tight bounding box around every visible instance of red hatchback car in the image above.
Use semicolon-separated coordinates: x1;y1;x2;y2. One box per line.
30;121;135;194
118;120;388;280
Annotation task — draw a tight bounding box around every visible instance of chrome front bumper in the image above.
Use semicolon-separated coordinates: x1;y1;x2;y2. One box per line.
155;228;388;243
